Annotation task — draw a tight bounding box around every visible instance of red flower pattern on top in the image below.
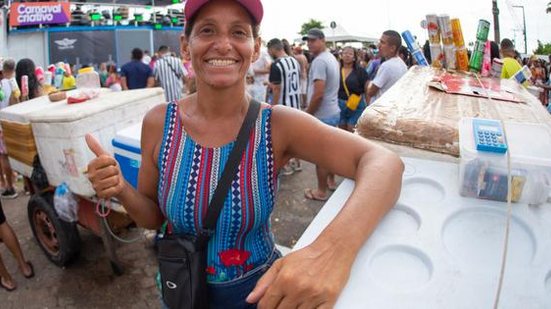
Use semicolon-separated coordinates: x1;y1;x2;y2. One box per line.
206;266;216;275
219;249;251;267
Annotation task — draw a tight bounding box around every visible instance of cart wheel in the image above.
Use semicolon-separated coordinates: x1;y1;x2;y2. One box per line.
27;192;81;267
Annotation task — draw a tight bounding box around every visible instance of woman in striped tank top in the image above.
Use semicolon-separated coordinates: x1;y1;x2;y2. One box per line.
85;0;404;308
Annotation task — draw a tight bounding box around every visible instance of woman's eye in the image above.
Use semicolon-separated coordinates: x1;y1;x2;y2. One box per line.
233;30;248;38
199;27;214;35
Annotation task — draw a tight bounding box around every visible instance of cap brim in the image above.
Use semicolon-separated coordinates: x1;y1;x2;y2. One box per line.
302;35;320;41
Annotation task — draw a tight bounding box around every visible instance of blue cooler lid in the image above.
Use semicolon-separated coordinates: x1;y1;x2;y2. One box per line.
112;122;142;154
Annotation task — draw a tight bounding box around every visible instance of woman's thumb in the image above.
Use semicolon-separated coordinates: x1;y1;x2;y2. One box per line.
85;134;107;157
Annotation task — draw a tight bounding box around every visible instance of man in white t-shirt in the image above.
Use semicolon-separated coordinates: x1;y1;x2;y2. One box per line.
366;30;408;104
248;47;271;102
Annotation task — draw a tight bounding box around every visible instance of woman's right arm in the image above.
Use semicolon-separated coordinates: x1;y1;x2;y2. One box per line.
86;104;167;230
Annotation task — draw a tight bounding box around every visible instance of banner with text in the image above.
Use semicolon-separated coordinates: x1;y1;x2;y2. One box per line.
9;2;71;27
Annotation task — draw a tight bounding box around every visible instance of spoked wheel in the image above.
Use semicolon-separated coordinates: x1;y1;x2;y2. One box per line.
34;208;60;255
28;192;81;266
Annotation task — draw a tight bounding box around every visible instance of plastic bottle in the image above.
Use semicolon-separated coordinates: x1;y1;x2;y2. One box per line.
21;75;29;101
9;78;21;100
76;67;101;89
491;58;503;78
481;41;492;77
401;30;429;66
54;66;64;89
43;71;53;86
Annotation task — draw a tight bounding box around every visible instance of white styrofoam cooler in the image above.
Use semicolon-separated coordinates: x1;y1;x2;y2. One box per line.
27;88;164;196
294;157;551;308
0;89;110;177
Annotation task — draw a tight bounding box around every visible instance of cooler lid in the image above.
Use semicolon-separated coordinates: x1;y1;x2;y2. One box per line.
112;121;142;151
0;90;77;123
25;88;164;123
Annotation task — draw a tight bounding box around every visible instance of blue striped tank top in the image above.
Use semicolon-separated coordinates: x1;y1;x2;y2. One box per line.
157;102;277;282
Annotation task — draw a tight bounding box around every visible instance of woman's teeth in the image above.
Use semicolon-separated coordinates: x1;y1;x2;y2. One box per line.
208;59;236;66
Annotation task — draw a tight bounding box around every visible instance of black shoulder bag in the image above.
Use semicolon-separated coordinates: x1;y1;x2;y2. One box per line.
158;99;261;309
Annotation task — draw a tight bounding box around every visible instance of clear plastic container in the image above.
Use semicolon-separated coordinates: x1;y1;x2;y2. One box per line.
76;67;101;89
459;118;551;205
510;65;532;84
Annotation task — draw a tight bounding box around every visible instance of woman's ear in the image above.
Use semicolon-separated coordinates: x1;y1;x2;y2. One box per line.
252;36;261;63
180;34;190;60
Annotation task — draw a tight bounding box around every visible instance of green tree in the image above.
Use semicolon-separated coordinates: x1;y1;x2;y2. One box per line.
547;1;551;14
299;19;325;36
533;40;551;55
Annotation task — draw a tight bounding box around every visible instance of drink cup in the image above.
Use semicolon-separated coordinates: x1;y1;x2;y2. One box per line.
426;14;441;44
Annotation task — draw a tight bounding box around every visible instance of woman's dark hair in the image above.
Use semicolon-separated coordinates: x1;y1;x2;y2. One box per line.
399;46;411;66
304;50;312;63
281;39;292;56
363;50;372;63
107;64;118;74
15;58;41;100
184;10;260;38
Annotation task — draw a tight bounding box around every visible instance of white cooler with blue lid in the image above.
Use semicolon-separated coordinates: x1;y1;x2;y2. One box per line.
112;122;142;189
26;88;164;196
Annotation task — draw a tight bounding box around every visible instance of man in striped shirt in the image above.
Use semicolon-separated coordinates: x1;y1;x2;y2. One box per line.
153;45;186;102
267;38;303;175
267;38;302;109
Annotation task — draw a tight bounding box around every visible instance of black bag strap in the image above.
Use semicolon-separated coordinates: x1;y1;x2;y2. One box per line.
199;99;261;241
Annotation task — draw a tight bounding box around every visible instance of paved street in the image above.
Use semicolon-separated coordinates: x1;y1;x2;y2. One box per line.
0;162;340;308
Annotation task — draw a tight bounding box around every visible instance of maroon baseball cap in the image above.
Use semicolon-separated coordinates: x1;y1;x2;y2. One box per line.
184;0;263;24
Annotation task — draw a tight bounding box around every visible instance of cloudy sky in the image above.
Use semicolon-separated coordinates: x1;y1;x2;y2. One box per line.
260;0;551;54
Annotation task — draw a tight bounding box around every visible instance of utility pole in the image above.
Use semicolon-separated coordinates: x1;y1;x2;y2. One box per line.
513;5;527;55
492;0;500;43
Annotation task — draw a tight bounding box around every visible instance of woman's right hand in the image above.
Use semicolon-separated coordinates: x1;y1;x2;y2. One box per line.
85;134;127;199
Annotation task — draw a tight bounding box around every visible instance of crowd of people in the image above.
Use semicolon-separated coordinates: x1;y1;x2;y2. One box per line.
242;28;409;201
525;54;551;106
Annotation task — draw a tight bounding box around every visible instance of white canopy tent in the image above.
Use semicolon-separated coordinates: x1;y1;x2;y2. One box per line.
323;24;378;44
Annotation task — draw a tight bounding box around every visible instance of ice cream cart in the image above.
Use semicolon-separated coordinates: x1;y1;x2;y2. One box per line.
0;88;165;274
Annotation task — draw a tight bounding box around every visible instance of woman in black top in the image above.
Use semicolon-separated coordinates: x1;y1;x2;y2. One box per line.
338;46;369;132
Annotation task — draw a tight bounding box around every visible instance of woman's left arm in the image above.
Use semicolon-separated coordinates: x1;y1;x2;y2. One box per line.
248;106;404;308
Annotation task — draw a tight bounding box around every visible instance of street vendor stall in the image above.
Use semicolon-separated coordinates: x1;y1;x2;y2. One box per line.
0;87;165;273
356;66;551;156
294;66;551;308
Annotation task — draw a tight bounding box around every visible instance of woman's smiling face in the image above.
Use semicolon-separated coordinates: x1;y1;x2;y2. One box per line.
182;0;260;89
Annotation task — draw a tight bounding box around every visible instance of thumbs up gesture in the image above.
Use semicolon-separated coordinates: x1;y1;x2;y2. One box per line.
85;134;126;199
